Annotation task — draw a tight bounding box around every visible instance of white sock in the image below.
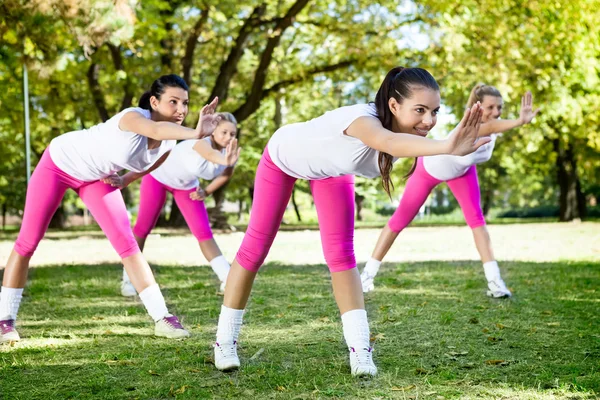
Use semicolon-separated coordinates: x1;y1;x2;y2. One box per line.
341;309;371;350
209;255;230;282
0;287;24;321
216;304;244;344
138;284;169;322
363;258;382;277
123;268;131;283
483;261;501;282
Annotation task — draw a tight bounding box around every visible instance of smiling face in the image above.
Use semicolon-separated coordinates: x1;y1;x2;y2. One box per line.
149;86;189;124
212;121;237;149
389;86;441;137
480;95;503;122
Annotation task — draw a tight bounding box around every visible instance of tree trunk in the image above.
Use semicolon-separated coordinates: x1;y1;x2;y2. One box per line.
48;203;66;229
554;139;586;221
1;202;6;230
481;188;493;217
355;194;364;221
208;184;230;229
291;187;302;222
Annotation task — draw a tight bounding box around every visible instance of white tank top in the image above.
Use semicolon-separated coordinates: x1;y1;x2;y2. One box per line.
49;107;176;182
267;103;396;180
422;130;500;181
151;137;227;190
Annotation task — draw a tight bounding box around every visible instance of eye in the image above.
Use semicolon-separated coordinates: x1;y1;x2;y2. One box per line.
170;100;177;105
183;101;189;106
432;109;439;116
415;108;424;113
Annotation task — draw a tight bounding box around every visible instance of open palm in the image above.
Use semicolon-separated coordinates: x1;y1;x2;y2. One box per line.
519;91;540;124
196;97;221;138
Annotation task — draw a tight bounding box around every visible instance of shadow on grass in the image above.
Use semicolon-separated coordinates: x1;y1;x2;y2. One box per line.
0;260;598;399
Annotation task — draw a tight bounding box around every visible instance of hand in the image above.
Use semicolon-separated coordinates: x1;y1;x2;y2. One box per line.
196;97;221;138
447;103;491;156
101;174;128;189
189;186;207;201
224;138;241;166
518;91;540;125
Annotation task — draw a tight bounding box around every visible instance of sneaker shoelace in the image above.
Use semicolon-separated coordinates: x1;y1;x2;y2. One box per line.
216;341;238;358
163;315;184;330
351;347;374;367
0;319;15;335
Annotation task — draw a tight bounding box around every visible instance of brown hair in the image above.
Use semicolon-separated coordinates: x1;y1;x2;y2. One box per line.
374;67;440;195
466;83;502;109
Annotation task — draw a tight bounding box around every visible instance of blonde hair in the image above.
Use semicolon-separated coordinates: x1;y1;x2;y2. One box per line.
216;112;237;126
466;83;502;109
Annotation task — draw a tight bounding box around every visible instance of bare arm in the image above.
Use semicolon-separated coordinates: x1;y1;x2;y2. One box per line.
478;91;540;137
189;167;234;201
346;103;490;157
193;139;241;166
101;151;171;188
118;97;221;141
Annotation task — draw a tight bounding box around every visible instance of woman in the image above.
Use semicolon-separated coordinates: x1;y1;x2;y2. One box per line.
212;67;489;376
360;85;539;298
116;112;241;296
0;74;221;343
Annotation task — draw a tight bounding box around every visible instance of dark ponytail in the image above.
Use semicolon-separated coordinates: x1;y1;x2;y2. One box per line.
138;74;189;111
373;67;440;197
138;91;152;109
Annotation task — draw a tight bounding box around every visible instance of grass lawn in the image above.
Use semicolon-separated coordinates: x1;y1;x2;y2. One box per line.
0;256;598;399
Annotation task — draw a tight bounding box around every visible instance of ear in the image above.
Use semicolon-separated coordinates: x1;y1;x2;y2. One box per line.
388;97;401;117
149;95;160;111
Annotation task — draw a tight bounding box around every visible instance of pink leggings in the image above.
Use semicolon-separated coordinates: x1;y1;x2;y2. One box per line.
236;148;356;273
133;174;213;242
388;157;485;233
14;149;140;258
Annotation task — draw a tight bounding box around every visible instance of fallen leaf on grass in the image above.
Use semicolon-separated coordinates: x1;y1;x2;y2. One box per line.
496;323;508;330
485;359;510;366
469;317;479;324
187;368;201;373
547;322;561;327
370;333;386;342
169;385;190;395
148;370;160;376
415;368;429;375
391;385;416;391
276;386;286;391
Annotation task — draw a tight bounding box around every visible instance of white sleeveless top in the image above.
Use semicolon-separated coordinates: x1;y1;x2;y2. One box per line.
151;137;227;190
422;130;500;181
49;107;175;182
267;103;396;180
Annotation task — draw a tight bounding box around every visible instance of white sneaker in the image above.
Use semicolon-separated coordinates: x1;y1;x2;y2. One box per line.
487;278;512;298
121;281;137;297
154;314;190;339
360;270;375;293
349;347;377;376
214;341;240;371
0;318;20;343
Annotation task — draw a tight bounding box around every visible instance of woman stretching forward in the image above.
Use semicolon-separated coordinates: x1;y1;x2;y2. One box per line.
0;74;220;342
360;85;539;298
117;112;241;296
212;67;490;376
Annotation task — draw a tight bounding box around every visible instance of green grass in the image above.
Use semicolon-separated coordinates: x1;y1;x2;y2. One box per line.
1;260;598;399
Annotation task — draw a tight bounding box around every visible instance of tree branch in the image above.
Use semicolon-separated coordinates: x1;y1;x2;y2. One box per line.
233;0;311;122
106;43;134;110
182;7;210;84
208;4;267;102
86;62;109;122
261;59;356;98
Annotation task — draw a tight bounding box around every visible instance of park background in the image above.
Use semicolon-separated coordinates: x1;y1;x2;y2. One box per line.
1;1;599;399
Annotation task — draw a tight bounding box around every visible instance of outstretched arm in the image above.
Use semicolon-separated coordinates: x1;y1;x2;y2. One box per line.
101;151;171;189
478;91;540;136
346;103;490;157
193;139;241;166
118;97;221;141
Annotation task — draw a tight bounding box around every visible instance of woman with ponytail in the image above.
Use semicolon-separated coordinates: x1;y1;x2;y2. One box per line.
212;67;490;376
0;74;221;343
115;112;241;297
361;84;539;298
